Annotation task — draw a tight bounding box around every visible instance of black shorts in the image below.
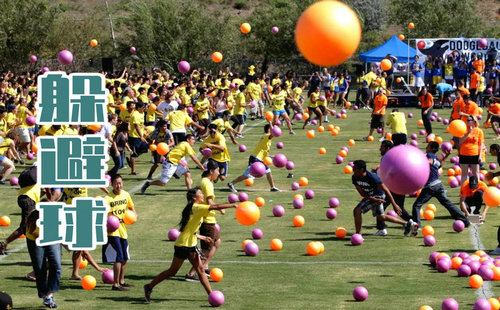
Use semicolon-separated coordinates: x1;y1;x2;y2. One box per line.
152;151;162;164
18;195;36;234
370;115;384;129
129;137;148;158
459;155;480;165
199;118;209;128
174;246;197;260
172;132;186;145
207;158;228;177
318;105;326;113
200;223;220;251
231;115;244;127
492;116;500;124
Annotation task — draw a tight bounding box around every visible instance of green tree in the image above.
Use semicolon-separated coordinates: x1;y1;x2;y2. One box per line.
390;0;485;38
0;0;59;64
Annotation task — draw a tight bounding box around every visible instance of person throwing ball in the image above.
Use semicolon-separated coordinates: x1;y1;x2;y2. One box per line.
351;160;418;236
143;187;236;303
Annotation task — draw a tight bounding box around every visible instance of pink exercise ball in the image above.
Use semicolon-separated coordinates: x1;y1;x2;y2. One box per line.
58;50;74;65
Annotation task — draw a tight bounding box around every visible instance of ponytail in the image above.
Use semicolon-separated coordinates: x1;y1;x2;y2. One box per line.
179;187;200;231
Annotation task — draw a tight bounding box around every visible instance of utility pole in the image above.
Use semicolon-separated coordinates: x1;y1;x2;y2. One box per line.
104;0;117;49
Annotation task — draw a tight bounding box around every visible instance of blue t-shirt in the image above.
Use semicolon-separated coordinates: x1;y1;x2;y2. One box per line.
424;62;433;77
425;152;440;185
352;171;384;197
436;83;453;95
411;62;423;78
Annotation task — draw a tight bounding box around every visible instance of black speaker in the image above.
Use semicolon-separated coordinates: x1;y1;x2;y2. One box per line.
102;58;113;73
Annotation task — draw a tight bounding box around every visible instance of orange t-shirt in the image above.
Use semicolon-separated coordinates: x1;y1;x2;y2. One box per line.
460;101;480;123
459;127;483;156
470;73;480;89
451;99;464;120
373;94;387;115
473;59;485;73
488;103;500;115
459;86;470;95
460;180;487;197
418;93;433;108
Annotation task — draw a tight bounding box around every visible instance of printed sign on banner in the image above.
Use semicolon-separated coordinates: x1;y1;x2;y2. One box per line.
415;38;499;61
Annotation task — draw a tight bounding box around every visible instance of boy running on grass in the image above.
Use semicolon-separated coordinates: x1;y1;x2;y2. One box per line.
352;160;418;236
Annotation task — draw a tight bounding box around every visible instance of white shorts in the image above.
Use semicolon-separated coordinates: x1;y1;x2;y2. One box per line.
250;100;264;114
161;160;189;183
413;76;424;87
16;127;31;143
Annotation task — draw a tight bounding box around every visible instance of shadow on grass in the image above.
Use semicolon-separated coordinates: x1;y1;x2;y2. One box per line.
99;296;174;304
348;281;365;284
0;261;33;267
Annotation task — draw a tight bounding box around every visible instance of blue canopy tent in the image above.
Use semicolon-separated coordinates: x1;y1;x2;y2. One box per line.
359;35;417;63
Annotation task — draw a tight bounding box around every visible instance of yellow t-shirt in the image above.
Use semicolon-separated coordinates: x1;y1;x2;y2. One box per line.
146;108;156;123
293;87;302;101
201;178;216;224
247;82;261;100
119;110;133;124
129;110;144;138
167;141;195;165
202;132;230;163
167;110;192;132
233;91;246;116
271;78;281;86
0;117;7;134
182;94;192;107
62;127;79;136
0;138;12;155
106;190;134;239
16;106;30;128
174;203;210;247
195;97;210;120
5;112;16;127
271;91;287;111
64;188;88;204
18;184;41;202
107;94;115;114
252;133;272;160
211;118;232;134
308;92;319;108
232;78;244;86
138;94;149;104
386;111;407;134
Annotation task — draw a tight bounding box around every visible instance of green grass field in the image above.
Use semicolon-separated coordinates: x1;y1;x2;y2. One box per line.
1;106;500;309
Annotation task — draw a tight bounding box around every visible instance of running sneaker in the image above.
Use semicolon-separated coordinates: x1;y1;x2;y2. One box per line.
43;295;58;308
289;131;296;135
411;221;419;237
227;182;237;193
378;137;385;142
489;247;500;255
140;181;150;194
184;274;199;282
403;219;414;236
144;284;152;303
0;242;7;255
270;187;281;192
373;229;388;236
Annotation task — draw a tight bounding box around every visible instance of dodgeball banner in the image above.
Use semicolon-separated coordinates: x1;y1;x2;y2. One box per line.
415;38;499;60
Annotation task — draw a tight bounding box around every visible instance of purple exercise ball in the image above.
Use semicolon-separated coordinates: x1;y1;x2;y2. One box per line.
329;197;340;208
326;208;337;219
272;205;285;217
452;220;465;232
305;190;315;199
352;286;368;301
238;192;248;202
442;298;459;310
208;290;225;307
58;49;74;65
273;153;287;168
177;60;190;73
350;234;364;246
423;235;436;246
228;193;239;203
285;161;295;170
293;199;304;209
457;264;472;277
291;182;300;191
244;242;259;256
250;162;267;178
102;269;114;284
168;228;180;241
107;215;120;233
379;145;430;195
474;298;491;310
252;228;263;239
276;141;284;149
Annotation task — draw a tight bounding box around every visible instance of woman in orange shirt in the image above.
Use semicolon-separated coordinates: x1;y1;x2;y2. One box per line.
418;87;434;134
458;115;484;189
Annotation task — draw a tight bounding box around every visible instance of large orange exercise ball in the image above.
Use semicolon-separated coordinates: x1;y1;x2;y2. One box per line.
235;201;260;226
295;1;361;66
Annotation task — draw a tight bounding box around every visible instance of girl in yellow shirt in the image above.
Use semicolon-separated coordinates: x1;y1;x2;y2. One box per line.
143;187;236;302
